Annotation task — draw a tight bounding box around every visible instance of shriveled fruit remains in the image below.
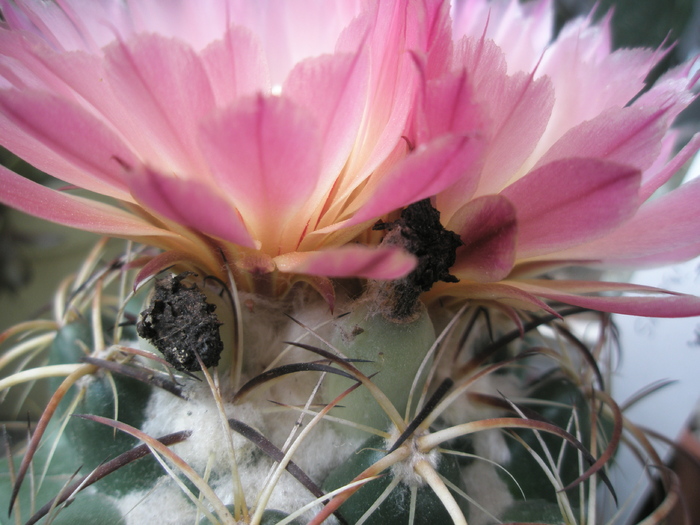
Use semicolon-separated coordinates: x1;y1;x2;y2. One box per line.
137;272;223;371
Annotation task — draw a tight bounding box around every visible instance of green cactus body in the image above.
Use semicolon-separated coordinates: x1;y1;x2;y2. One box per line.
327;301;436;433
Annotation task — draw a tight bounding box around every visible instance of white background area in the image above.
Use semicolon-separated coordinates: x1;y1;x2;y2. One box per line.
602;151;700;523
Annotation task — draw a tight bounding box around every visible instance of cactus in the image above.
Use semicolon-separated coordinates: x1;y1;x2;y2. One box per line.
0;236;681;525
1;0;698;523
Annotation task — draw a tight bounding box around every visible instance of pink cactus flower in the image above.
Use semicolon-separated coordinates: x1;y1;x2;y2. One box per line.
423;0;700;318
0;0;699;316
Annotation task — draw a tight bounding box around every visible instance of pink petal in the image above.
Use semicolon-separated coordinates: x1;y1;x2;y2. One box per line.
0;0;36;33
633;60;699;124
419;70;486;220
447;195;517;282
411;0;454;79
417;70;484;141
534;106;670;174
274;245;417;280
343;134;484;228
0;31;156;163
0;89;135;200
284;49;369;203
0;30;78;93
200;25;269;106
475;70;555;196
104;33;215;175
452;0;553;74
321;0;455;226
552;176;700;267
454;34;554;197
330;1;421;201
534;18;659;157
640;133;700;200
453;33;507;90
513;279;700;318
500;158;641;258
0;164;174;239
324;9;474;229
248;0;362;86
125;166;256;249
0;0;90;51
124;0;232;50
200;95;322;252
0;28;216;176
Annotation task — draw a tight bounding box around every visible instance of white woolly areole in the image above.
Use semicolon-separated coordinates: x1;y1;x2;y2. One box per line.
386;427;440;487
140;384;264;472
117;479;194;525
115;293;356;523
114;379;347;524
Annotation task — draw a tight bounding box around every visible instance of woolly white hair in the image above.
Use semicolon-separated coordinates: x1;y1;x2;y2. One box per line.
117;291;354;523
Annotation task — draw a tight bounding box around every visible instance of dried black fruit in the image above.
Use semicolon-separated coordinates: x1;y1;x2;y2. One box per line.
373;199;462;319
137;272;223;372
